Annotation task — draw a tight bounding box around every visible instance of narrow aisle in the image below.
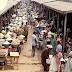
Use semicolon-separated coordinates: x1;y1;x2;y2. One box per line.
18;26;44;72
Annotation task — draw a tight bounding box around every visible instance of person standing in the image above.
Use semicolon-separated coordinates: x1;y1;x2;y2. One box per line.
32;32;37;57
41;48;52;71
36;27;40;38
49;51;62;72
56;41;62;52
51;34;56;54
27;13;31;25
24;30;28;41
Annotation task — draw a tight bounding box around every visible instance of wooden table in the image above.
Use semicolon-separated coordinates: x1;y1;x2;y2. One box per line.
0;57;7;70
10;52;19;69
0;49;8;70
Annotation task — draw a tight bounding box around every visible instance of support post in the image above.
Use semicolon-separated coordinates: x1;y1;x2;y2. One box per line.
57;13;59;31
49;9;50;19
41;5;42;12
47;8;48;20
48;9;51;23
63;14;67;54
53;11;54;25
43;6;45;17
0;16;2;32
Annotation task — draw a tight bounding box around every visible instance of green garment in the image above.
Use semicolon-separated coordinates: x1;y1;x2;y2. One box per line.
50;38;56;54
64;58;71;72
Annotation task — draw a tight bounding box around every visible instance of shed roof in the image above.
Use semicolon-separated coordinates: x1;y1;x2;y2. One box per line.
43;1;72;14
31;0;55;4
0;0;20;16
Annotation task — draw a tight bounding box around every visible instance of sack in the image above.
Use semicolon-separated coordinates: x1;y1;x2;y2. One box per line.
46;59;51;64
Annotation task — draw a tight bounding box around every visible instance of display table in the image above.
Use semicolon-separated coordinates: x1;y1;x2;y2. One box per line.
0;49;8;70
0;57;7;70
10;52;19;69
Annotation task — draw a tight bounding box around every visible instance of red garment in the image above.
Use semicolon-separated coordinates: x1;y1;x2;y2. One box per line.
44;32;47;35
43;32;47;37
46;28;50;33
4;48;10;52
11;48;17;52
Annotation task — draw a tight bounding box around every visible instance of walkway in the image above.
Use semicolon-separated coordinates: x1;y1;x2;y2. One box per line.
18;26;43;72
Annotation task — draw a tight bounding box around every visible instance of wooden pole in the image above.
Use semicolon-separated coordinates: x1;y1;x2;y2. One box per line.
49;9;50;19
0;16;1;32
53;11;54;25
63;14;67;54
0;16;2;32
49;9;51;23
57;13;59;31
43;5;44;16
41;5;42;12
47;8;49;20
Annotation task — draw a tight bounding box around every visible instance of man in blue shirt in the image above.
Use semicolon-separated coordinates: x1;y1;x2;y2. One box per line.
36;27;40;38
56;41;62;52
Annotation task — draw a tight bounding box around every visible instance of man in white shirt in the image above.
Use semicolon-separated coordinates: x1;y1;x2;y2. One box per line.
32;32;37;57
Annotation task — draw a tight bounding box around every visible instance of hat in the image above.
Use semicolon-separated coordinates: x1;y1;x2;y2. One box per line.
48;34;52;38
1;30;6;34
6;37;12;41
19;35;25;38
3;41;10;45
69;51;72;57
48;31;52;35
46;45;53;49
0;33;4;38
5;34;11;38
47;39;50;42
60;58;65;62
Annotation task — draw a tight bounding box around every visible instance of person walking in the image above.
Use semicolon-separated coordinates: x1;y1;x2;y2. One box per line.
32;32;38;57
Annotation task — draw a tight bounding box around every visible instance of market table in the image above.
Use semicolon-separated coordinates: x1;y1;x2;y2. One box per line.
10;52;19;69
0;57;7;70
0;49;8;70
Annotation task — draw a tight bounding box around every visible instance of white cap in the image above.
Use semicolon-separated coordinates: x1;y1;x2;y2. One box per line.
60;58;65;62
69;51;72;57
46;45;53;49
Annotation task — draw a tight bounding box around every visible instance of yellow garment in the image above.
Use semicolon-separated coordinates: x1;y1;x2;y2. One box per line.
20;28;22;31
15;25;18;31
19;28;23;35
40;43;43;46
